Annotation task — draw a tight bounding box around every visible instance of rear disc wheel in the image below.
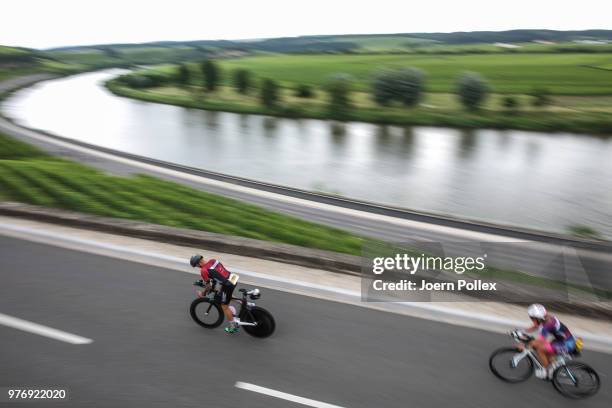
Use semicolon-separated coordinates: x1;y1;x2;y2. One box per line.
243;306;276;338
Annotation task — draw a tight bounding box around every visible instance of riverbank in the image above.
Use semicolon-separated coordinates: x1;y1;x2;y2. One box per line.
106;79;612;136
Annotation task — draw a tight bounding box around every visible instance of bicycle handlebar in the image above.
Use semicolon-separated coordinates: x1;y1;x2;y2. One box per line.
510;330;534;343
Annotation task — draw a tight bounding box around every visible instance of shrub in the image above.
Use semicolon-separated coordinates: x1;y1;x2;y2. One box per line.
531;88;552;107
295;84;315;98
502;96;519;110
119;73;167;89
456;72;489;110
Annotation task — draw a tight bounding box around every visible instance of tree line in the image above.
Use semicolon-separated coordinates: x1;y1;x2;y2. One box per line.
123;60;552;116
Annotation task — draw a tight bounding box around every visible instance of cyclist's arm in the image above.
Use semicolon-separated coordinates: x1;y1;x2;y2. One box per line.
202;279;214;294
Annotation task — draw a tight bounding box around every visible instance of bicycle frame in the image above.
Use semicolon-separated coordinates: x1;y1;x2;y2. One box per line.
510;335;577;384
194;280;261;327
230;294;258;327
511;347;543;370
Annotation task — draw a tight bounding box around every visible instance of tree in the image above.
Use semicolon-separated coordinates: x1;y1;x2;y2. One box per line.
201;60;220;91
372;67;425;107
177;63;190;87
371;70;396;106
260;78;280;108
233;69;251;94
395;68;426;106
456;72;489;110
326;73;353;119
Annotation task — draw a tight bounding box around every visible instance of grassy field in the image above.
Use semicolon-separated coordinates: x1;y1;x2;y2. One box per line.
147;53;612;95
0;133;364;255
340;39;612;54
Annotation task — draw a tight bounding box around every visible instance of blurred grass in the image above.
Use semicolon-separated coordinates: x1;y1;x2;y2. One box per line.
148;53;612;95
0;133;364;255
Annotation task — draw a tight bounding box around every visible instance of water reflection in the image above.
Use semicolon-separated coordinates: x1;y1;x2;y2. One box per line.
497;130;512;149
238;114;250;132
525;140;542;162
329;122;347;152
457;129;477;160
262;117;278;138
204;110;219;130
399;127;415;158
330;121;346;136
3;70;612;238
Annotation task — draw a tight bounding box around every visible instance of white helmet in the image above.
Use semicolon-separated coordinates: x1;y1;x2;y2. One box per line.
527;304;547;320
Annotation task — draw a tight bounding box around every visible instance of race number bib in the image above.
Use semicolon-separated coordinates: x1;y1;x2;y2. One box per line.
229;273;239;285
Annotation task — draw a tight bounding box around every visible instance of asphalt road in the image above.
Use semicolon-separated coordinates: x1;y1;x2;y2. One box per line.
1;235;610;407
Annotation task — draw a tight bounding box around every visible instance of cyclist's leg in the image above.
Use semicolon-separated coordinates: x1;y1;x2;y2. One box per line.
551;338;575;355
532;338;551;367
221;284;238;331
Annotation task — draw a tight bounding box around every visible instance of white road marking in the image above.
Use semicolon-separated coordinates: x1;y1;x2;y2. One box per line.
0;313;92;344
235;382;345;408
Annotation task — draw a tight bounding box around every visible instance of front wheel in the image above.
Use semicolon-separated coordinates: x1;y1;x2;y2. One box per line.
243;306;275;338
552;362;600;399
489;347;534;383
190;298;224;328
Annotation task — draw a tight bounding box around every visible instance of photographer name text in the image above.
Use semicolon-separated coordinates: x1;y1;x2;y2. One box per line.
372;279;497;291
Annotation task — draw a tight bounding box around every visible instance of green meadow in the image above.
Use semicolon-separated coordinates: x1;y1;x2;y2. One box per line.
216;53;612;95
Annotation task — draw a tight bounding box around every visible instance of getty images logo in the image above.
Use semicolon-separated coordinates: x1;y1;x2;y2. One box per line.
372;253;487;275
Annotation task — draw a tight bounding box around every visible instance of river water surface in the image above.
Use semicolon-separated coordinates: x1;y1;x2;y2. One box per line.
3;70;612;238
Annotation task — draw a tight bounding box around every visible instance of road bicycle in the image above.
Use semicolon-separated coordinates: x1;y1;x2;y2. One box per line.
489;330;600;398
189;280;275;338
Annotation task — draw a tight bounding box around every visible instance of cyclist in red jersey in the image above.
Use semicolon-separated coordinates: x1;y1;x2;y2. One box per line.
190;254;239;333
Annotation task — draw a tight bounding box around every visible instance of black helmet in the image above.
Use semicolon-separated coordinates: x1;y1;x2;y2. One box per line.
190;254;203;267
